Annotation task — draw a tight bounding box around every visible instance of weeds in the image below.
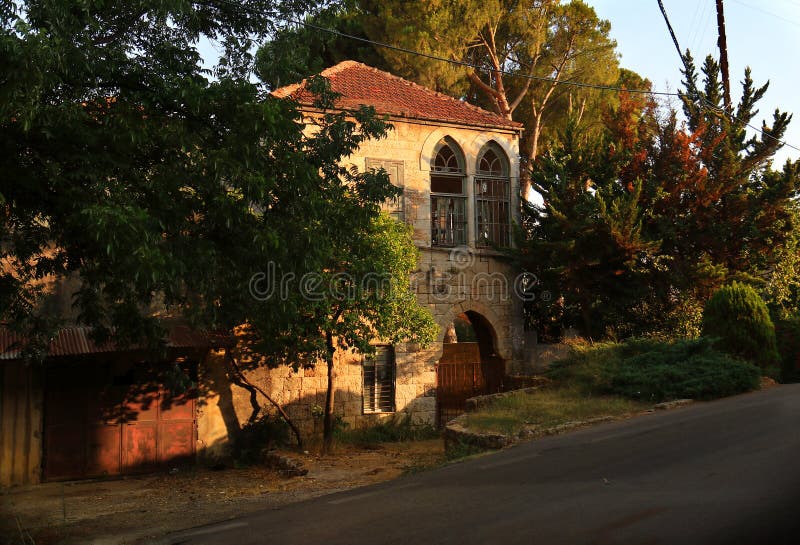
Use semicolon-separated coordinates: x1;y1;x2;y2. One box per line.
334;414;440;447
444;439;488;461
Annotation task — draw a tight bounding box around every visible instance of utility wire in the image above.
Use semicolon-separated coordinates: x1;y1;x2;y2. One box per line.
288;18;678;98
654;0;800;153
236;3;800;155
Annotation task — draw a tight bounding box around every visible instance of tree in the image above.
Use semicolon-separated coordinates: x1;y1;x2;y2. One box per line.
245;211;437;453
255;3;387;90
519;116;660;339
517;56;800;339
1;0;437;452
512;1;619;169
260;1;626;197
359;0;619;195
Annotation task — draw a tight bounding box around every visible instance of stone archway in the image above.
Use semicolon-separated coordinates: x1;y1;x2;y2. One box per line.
436;310;505;427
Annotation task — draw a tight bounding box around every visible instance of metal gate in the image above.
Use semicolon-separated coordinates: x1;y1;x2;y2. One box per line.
436;343;503;427
44;362;197;481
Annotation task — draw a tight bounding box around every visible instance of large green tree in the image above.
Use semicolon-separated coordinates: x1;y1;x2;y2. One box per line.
1;0;437;431
359;0;619;192
244;211;437;452
518;55;800;339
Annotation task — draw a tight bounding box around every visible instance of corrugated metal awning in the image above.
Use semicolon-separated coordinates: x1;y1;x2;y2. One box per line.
0;325;230;361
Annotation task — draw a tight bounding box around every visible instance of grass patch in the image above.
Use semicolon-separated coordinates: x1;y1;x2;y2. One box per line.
334;415;440;447
462;387;648;436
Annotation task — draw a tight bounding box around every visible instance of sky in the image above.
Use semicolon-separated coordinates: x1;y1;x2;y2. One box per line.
196;0;800;166
588;0;800;166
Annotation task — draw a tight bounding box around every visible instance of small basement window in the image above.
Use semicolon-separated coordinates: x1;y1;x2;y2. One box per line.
363;346;396;413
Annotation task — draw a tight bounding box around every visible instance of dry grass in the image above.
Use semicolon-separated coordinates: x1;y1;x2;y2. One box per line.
463;386;650;436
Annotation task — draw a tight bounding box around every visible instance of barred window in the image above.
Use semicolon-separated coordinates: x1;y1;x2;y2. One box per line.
475;147;510;247
431;139;466;247
363;346;395;414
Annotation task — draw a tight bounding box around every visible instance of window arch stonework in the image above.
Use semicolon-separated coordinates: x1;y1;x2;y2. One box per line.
430;139;466;247
475;144;511;247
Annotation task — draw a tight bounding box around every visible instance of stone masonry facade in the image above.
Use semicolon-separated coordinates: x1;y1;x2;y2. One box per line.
196;64;526;459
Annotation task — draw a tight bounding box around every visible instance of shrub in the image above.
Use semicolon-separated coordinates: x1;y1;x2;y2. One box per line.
235;414;290;464
609;339;760;402
775;317;800;383
546;337;761;402
702;281;780;370
334;414;439;446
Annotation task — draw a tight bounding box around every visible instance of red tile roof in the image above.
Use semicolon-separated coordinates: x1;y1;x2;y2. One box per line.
0;325;230;360
272;61;522;131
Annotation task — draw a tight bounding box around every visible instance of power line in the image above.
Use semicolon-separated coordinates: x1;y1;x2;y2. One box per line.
237;2;800;155
654;0;800;153
728;0;800;27
287;18;678;98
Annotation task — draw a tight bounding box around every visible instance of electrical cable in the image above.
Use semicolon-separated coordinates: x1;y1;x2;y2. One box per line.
209;0;800;155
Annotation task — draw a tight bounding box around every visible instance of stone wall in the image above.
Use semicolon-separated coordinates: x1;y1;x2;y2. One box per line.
196;116;526;459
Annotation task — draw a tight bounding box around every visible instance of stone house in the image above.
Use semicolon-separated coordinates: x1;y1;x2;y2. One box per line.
0;61;525;486
198;61;526;449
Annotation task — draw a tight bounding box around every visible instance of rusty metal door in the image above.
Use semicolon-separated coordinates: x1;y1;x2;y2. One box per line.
435;343;484;427
436;343;505;427
44;363;197;481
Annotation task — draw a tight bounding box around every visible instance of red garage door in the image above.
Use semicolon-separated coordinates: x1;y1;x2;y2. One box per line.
44;362;197;481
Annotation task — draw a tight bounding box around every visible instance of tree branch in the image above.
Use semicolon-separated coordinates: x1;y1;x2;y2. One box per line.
225;349;304;450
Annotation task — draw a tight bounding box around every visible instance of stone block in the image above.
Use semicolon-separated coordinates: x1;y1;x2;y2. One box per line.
285;376;303;394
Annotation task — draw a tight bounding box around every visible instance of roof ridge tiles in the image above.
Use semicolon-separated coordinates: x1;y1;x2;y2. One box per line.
272;60;522;130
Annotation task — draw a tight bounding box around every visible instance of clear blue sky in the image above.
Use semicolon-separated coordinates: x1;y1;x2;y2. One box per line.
589;0;800;166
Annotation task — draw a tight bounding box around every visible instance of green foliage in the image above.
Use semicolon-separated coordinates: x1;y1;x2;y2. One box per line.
761;207;800;320
236;414;291;465
702;282;780;369
359;0;621;161
334;414;439;446
444;439;488;461
2;2;438;456
773;317;800;383
516;53;800;340
1;1;436;359
255;4;387;89
547;337;761;402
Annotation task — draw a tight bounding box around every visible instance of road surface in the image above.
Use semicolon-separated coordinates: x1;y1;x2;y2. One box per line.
162;385;800;545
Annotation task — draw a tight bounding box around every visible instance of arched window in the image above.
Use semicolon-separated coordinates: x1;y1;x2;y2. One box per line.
475;144;510;247
430;139;466;246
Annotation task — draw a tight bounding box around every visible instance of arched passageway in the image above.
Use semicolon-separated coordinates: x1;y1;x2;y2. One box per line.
436;311;505;427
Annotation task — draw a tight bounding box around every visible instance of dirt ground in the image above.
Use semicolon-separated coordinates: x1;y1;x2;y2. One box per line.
0;440;444;545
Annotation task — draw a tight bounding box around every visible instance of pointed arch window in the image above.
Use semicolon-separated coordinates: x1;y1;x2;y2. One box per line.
475;146;511;247
430;139;466;246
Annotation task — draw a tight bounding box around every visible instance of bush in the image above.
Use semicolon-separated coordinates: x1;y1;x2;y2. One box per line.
235;414;290;464
775;317;800;383
334;414;439;446
702;282;780;370
546;337;761;402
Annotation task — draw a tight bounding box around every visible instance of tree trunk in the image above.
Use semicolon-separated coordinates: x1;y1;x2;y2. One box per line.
322;331;336;455
225;350;304;450
521;114;544;200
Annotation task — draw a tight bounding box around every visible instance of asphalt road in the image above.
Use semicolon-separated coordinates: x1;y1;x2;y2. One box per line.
163;385;800;545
